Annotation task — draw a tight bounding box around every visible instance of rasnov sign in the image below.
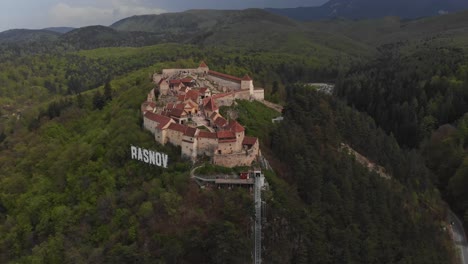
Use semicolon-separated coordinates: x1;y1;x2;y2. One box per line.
131;146;168;168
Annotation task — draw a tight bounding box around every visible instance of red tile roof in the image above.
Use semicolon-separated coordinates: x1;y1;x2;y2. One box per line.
170;108;186;118
177;95;185;102
242;136;257;146
210;112;219;120
217;131;236;139
198;131;217;139
242;74;253;81
168;123;187;133
199;87;208;94
175;104;185;110
185;90;199;102
199;61;208;68
170;79;182;85
214;117;228;127
184;127;198;137
144;112;172;125
166;103;174;109
227;120;245;133
208;70;242;82
204;97;218;112
181;78;194;83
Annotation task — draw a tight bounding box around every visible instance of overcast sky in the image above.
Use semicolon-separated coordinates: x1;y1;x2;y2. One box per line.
0;0;328;31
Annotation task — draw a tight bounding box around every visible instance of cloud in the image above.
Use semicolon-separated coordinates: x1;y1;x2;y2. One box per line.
49;1;166;27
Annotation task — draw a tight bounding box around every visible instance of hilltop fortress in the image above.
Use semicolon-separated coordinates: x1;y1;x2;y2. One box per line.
141;62;265;167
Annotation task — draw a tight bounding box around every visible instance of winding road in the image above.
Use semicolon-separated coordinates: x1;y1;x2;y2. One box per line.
449;211;468;264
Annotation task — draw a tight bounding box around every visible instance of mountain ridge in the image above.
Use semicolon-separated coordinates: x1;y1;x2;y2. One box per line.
266;0;468;20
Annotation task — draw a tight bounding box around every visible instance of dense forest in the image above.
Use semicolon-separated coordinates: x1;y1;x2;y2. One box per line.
263;86;453;263
1;7;468;263
335;42;468;231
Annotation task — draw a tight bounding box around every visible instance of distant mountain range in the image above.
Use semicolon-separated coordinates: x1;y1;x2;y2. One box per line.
2;6;468;55
266;0;468;20
43;27;76;34
0;27;75;44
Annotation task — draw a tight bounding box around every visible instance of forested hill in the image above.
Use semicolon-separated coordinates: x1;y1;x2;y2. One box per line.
111;9;300;33
266;0;468;21
110;8;371;56
0;29;61;44
43;27;75;34
0;8;372;61
0;45;456;262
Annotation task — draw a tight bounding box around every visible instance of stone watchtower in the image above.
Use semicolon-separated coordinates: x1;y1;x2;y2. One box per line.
241;74;254;95
198;61;209;74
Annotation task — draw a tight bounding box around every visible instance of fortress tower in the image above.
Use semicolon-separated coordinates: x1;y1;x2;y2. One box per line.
241;74;254;95
198;61;209;74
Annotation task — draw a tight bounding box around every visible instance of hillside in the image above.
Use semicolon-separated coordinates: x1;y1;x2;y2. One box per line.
111;9;300;34
60;26;176;50
0;29;61;44
43;27;75;34
111;8;372;59
266;0;468;21
0;47;457;262
299;9;468;52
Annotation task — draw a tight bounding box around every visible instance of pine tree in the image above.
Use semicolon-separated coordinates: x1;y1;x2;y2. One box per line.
93;91;105;110
104;81;113;102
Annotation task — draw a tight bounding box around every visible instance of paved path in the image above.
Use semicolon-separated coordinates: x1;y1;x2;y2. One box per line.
449;211;468;264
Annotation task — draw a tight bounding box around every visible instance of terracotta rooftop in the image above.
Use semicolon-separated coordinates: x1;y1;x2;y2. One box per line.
199;87;208;94
177;95;185;102
243;136;258;146
175;104;185;110
242;74;253;81
227;120;245;133
166;103;174;109
185;90;199;102
170;79;182;85
144;112;172;126
204;97;218;112
210;112;219;120
198;131;217;139
199;61;208;68
184;127;198;137
217;130;236;139
170;108;185;118
181;78;194;83
168;123;187;133
214;117;228;128
208;70;242;82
